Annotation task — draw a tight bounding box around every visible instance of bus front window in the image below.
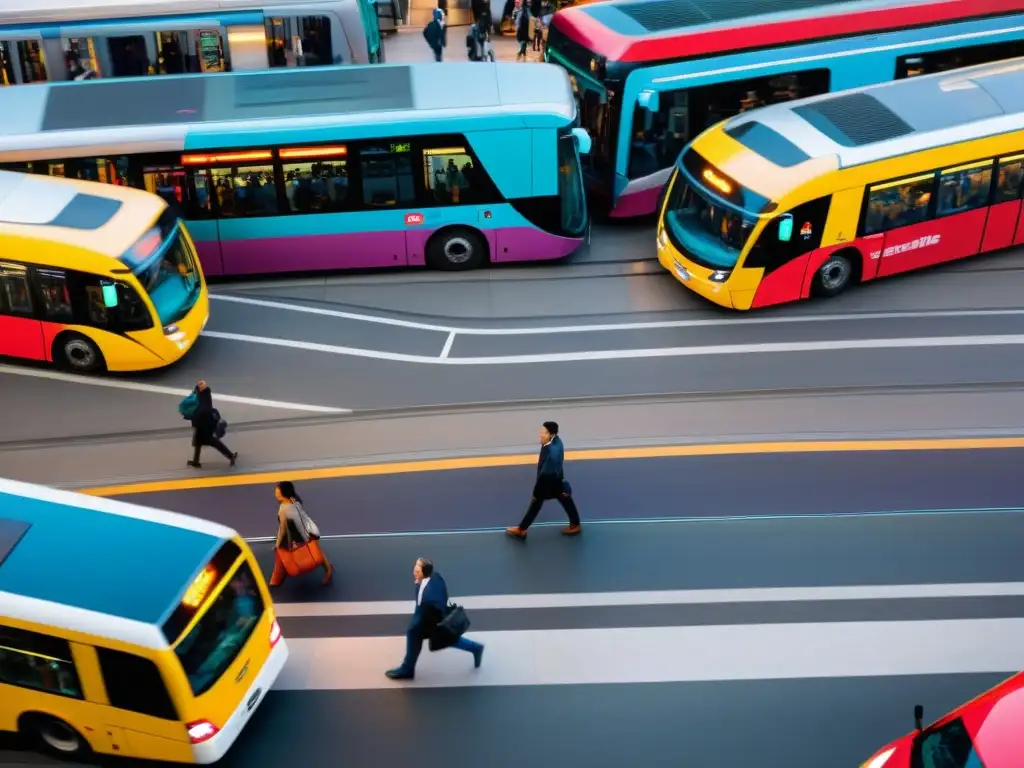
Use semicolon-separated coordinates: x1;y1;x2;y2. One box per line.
174;562;265;696
663;172;756;269
558;133;588;236
122;223;200;328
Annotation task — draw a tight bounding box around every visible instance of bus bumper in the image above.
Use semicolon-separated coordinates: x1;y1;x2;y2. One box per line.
192;638;289;764
657;235;735;310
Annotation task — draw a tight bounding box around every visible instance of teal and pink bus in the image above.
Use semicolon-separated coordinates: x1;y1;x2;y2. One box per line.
0;63;590;275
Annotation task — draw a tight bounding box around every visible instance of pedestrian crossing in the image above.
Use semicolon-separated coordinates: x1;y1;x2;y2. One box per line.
273;582;1024;691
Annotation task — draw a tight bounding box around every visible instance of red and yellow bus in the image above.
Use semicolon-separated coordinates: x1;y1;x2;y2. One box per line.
0;170;208;372
656;57;1024;309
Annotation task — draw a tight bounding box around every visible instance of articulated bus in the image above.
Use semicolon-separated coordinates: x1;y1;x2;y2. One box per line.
0;0;383;90
0;171;208;372
656;58;1024;309
0;477;287;764
546;0;1024;218
0;63;591;278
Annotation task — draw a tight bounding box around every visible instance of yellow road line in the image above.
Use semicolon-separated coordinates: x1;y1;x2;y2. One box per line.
80;436;1024;496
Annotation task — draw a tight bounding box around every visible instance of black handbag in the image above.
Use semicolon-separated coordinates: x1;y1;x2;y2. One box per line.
438;603;471;637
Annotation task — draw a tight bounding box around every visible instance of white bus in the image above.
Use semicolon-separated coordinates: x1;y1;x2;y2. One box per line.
0;0;383;88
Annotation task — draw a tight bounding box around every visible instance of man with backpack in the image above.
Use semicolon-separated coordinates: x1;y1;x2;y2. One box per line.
423;8;447;62
179;380;237;469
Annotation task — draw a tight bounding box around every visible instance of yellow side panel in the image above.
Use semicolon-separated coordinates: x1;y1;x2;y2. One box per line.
822;187;865;248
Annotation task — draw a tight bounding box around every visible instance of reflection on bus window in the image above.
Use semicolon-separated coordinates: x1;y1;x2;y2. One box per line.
0;625;83;699
864;176;935;235
936;165;992;216
360;145;415;207
284;160;349;212
265;16;335;67
35;271;74;323
0;265;32;315
211;166;278;217
627;69;830;179
557;135;587;236
994;158;1024;204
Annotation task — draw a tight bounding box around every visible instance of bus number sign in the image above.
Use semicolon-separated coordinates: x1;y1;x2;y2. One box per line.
405;213;424;226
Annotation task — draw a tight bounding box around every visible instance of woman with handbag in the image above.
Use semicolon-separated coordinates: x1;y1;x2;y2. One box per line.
269;481;334;587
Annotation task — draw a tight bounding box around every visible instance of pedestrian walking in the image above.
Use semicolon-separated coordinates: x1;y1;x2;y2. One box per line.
180;380;237;469
385;558;484;680
506;421;582;540
423;7;447;62
514;0;530;60
532;14;544;52
269;481;334;587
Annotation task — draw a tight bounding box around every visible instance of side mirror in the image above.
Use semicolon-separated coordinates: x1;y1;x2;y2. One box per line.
914;705;924;731
101;282;119;308
637;89;660;113
777;213;794;242
571;127;592;156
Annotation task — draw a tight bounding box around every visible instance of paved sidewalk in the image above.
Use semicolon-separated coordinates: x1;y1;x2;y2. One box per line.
6;387;1024;488
382;24;543;64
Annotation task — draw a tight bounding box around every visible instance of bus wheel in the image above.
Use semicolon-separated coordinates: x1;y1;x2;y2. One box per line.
426;227;487;271
21;714;91;759
54;332;106;374
813;251;857;298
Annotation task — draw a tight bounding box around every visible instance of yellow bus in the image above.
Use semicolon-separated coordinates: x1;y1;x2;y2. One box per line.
0;477;287;764
0;170;208;371
656;57;1024;309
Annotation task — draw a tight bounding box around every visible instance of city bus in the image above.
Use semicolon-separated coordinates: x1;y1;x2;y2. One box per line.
0;170;209;372
0;0;383;89
0;477;287;764
655;58;1024;310
545;0;1024;218
0;63;591;277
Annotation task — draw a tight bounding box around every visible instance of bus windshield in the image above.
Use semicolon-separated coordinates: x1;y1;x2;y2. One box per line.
121;222;200;328
663;171;758;269
173;562;265;697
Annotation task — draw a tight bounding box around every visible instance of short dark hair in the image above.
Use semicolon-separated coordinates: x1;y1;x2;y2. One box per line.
542;421;559;435
417;558;434;577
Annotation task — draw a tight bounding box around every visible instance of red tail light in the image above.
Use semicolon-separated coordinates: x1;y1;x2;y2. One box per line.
269;618;282;647
186;719;219;744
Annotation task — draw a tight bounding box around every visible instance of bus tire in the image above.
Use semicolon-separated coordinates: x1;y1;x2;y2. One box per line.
812;250;859;299
20;713;91;760
53;332;106;374
426;227;488;271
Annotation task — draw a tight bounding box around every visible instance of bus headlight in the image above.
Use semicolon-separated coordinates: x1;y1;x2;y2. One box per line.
709;270;730;282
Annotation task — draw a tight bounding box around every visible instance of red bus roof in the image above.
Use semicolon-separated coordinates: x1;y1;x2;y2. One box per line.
550;0;1024;65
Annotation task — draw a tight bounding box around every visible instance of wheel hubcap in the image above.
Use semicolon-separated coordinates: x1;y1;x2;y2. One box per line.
820;260;848;291
444;237;472;264
40;721;80;753
65;339;96;369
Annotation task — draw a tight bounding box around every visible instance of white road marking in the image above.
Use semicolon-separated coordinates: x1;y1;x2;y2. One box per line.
272;581;1024;617
210;293;1024;336
201;330;1024;365
439;331;456;359
275;618;1024;690
0;364;351;413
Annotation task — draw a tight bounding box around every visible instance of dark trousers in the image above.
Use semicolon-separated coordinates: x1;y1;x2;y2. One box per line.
400;628;480;673
518;489;580;530
192;437;233;463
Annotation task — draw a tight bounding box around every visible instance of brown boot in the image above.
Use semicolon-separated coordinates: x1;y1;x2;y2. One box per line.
561;525;582;536
505;527;527;540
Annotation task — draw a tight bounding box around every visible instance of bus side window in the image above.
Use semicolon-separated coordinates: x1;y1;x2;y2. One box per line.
358;143;415;208
0;624;83;699
896;40;1024;79
936;163;993;217
994;158;1024;204
95;647;178;720
32;269;75;323
0;262;34;317
116;281;155;331
265;16;334;67
421;144;480;206
747;196;831;270
210;165;279;218
863;176;936;235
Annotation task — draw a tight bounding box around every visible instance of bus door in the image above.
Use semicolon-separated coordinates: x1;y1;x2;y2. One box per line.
981;155;1024;253
0;262;45;362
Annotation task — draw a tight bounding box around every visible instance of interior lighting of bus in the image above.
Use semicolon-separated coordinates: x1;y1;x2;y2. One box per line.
702;168;732;195
0;644;69;664
181;151;272;165
871;173;936;191
279;145;348;159
942;159;995;173
227;31;265;44
424;147;467;156
181;565;217;609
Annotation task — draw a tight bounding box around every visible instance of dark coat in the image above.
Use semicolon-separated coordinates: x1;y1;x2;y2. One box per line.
189;387;218;446
516;8;530;42
423;18;446;52
410;573;457;651
533;435;568;499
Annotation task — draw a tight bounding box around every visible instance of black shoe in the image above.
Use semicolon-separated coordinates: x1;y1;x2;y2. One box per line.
385;667;414;680
230;452;238;467
187;460;202;468
473;645;484;669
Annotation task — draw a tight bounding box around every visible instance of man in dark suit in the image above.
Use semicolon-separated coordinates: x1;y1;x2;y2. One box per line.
506;421;582;540
386;558;484;680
